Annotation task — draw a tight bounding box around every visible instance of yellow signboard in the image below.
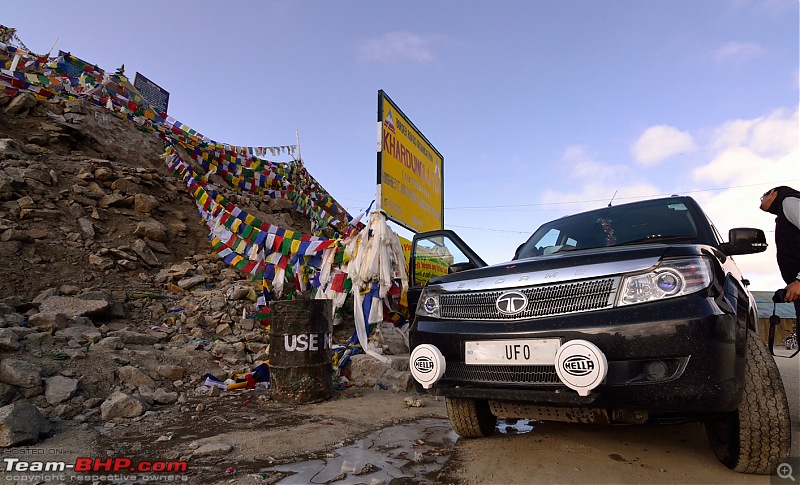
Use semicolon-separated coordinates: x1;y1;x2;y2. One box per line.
378;91;444;233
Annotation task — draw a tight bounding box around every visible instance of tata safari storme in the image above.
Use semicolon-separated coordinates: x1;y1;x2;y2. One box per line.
407;196;791;474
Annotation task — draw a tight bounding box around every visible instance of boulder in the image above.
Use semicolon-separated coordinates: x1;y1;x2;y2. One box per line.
78;217;95;240
0;358;42;388
0;328;20;351
38;295;111;319
153;388;178;404
116;366;156;388
134;193;159;213
131;238;160;266
192;442;233;457
0;383;17;406
100;391;147;420
32;287;60;303
28;312;69;332
349;354;412;392
45;376;80;404
4;92;37;115
88;254;115;270
134;219;167;242
94;336;124;350
156;365;185;381
177;275;205;290
111;178;142;195
215;323;232;337
0;401;51;447
226;286;251;301
55;325;102;344
106;330;162;345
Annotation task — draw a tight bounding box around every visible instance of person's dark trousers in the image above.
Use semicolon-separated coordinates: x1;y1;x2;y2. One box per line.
795;301;800;331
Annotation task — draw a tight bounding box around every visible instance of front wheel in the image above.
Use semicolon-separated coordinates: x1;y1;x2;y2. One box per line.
446;397;496;438
704;330;791;474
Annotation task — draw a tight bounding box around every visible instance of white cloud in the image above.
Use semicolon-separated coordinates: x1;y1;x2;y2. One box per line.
631;125;696;166
708;118;758;150
691;146;766;184
710;107;798;157
563;145;628;181
690;107;799;291
546;108;798;291
713;41;764;66
356;31;444;64
747;108;798;156
542;147;661;212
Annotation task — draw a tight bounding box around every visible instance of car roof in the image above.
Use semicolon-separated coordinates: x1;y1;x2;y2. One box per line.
557;195;698;219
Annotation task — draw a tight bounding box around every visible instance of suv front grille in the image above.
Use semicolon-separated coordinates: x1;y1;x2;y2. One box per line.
439;277;620;320
445;362;560;385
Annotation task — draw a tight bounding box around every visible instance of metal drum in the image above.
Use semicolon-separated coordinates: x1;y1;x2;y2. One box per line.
268;299;333;403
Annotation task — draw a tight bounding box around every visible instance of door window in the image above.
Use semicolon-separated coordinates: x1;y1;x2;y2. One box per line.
414;235;470;286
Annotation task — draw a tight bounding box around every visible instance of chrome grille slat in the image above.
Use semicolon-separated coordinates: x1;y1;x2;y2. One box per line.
439;277;620;320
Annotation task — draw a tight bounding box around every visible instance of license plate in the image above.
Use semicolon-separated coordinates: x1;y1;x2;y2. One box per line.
465;339;561;365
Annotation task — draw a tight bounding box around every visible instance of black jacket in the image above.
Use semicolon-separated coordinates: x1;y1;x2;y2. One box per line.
768;186;800;284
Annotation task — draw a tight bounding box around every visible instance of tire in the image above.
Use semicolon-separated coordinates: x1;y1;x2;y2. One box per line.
446;397;497;438
704;330;791;474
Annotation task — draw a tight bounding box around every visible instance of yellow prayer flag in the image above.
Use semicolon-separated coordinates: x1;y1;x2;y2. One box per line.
234;238;247;253
290;239;301;254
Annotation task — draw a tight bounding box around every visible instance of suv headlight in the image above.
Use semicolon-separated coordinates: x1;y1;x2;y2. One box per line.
617;257;712;306
416;285;443;318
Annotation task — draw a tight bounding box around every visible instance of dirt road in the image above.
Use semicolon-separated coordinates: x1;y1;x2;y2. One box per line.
443;348;798;485
2;352;796;485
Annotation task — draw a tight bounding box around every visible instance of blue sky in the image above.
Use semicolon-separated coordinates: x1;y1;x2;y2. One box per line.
4;0;798;290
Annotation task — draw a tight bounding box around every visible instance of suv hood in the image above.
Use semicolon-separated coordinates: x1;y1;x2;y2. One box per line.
428;244;709;291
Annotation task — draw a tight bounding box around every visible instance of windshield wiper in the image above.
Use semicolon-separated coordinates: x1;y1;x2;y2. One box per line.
612;234;695;247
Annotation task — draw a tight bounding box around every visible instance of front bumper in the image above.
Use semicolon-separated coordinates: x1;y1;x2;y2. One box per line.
409;294;747;413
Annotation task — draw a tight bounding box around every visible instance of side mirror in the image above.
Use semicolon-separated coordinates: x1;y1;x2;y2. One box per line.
448;262;477;274
720;228;768;256
513;243;524;260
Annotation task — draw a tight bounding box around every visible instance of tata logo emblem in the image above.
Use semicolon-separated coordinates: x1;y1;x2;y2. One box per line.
414;356;434;373
563;355;595;376
496;291;528;315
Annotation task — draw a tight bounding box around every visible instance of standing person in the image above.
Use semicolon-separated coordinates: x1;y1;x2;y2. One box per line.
759;186;800;322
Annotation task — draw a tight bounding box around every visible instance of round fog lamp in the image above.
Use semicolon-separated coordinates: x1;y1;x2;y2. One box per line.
645;360;669;380
410;344;446;389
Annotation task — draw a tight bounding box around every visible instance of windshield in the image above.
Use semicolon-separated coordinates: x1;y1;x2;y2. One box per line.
515;199;699;259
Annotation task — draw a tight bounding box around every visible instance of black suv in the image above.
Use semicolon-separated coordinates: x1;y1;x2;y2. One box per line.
407;196;791;474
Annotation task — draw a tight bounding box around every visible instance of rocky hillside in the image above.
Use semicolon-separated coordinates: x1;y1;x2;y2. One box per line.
0;92;314;302
0;91;383;450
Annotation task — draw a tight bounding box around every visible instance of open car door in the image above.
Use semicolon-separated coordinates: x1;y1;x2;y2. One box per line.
407;230;487;312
